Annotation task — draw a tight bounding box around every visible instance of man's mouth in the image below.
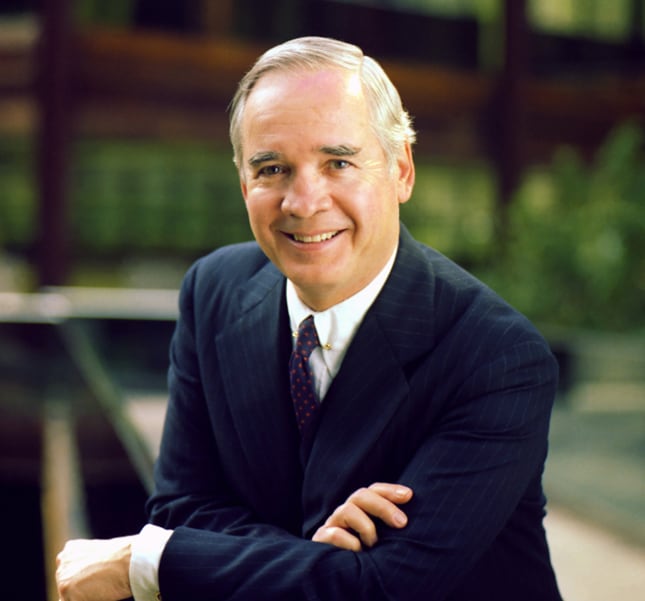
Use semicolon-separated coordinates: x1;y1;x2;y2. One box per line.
291;231;339;243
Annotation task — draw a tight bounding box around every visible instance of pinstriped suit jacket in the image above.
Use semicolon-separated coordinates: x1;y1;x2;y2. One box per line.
148;225;562;600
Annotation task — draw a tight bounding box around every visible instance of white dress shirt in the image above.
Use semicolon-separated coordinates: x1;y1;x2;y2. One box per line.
286;248;396;401
130;248;397;601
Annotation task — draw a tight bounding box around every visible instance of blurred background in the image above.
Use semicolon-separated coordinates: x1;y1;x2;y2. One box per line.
0;1;643;600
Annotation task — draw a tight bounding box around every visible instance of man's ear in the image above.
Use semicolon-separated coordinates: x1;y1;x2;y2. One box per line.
396;141;415;205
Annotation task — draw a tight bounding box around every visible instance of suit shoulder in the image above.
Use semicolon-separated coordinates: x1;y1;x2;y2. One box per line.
186;241;270;289
402;236;550;350
196;241;268;275
177;241;279;321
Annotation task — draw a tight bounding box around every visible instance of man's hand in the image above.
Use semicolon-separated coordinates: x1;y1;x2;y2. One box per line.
312;482;413;551
56;535;135;601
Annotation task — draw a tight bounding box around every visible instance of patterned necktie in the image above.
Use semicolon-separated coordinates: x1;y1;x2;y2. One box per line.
289;315;320;436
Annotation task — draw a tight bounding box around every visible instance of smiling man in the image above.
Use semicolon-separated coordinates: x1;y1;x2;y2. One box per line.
238;66;413;311
56;37;562;601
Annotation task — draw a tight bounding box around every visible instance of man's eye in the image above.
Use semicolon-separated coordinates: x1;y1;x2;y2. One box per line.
330;159;351;170
257;165;284;177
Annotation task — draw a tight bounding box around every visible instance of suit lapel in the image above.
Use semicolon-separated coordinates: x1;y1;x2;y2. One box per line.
214;263;303;512
301;227;439;532
211;226;438;534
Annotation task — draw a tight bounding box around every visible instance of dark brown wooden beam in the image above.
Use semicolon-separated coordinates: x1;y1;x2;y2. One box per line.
66;28;644;162
200;0;235;36
2;27;644;162
496;0;528;209
35;0;73;286
72;28;265;106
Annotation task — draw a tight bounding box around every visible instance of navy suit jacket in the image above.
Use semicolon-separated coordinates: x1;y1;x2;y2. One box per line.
147;225;562;600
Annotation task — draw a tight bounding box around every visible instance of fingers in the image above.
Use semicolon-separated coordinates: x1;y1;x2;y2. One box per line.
356;483;413;525
316;498;379;549
312;523;364;552
366;482;413;503
312;482;413;551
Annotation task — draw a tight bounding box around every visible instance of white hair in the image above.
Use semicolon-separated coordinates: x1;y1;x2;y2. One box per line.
229;36;416;169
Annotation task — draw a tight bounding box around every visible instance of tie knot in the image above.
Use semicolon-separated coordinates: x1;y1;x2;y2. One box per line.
295;315;320;358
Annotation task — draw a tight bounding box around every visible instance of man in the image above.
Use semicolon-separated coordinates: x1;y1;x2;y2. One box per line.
57;36;562;600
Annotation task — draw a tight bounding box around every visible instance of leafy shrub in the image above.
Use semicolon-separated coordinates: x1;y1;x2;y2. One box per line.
482;122;645;331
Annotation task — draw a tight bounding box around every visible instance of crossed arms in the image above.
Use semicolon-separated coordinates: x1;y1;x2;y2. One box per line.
57;483;413;600
58;348;556;600
57;252;559;600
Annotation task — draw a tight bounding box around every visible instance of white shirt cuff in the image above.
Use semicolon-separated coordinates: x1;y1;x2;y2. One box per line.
130;523;174;601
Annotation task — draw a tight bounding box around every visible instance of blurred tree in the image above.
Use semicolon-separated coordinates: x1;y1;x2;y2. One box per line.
484;122;645;331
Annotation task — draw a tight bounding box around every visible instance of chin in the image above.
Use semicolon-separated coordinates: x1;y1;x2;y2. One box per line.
284;260;341;280
291;275;337;293
290;271;344;296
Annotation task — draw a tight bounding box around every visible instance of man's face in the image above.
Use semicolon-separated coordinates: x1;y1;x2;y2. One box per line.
239;67;414;311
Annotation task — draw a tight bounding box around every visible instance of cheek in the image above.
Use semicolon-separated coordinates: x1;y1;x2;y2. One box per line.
349;186;398;228
243;199;269;241
245;189;274;221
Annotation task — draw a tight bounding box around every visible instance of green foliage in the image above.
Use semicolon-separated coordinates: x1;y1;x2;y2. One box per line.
70;139;251;258
482;122;645;331
0;137;36;246
74;0;134;27
2;124;642;331
401;160;496;269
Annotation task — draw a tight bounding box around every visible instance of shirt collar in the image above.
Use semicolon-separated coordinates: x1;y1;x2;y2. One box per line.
286;246;397;376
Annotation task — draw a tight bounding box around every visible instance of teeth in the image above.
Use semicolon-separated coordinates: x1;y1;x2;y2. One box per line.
293;231;338;243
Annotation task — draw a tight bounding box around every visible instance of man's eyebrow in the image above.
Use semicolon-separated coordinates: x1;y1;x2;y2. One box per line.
248;151;282;168
319;144;361;157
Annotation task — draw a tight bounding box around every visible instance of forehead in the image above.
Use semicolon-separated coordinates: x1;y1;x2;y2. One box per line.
240;68;371;153
250;66;363;104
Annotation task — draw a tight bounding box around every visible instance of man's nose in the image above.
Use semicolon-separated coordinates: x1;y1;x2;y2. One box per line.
281;168;331;217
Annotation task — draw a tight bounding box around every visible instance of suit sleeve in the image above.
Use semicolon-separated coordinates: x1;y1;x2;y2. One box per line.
150;264;559;601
